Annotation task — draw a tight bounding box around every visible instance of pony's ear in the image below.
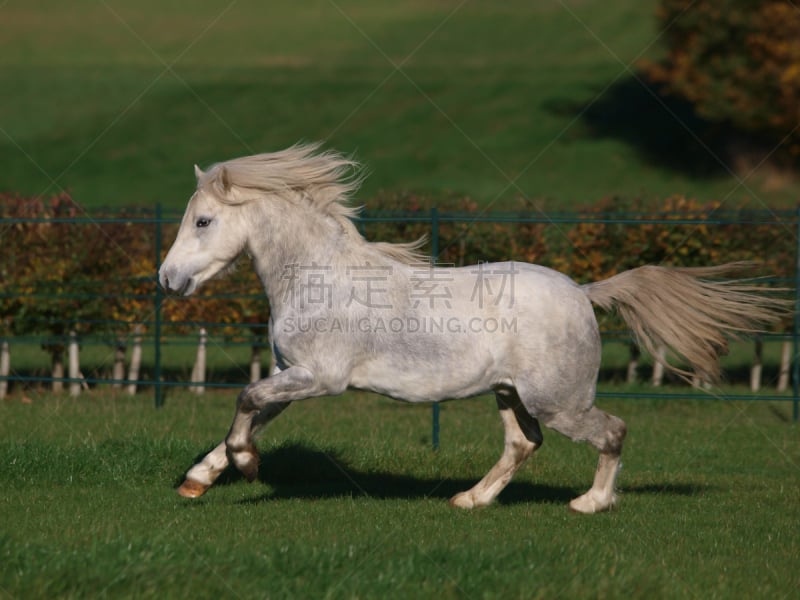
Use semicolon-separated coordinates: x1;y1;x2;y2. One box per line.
194;164;204;181
216;166;232;195
214;166;233;197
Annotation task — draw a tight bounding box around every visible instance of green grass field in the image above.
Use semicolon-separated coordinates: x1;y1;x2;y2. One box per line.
3;1;798;210
1;391;798;598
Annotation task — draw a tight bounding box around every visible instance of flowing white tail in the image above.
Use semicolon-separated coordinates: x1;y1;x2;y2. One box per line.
584;262;789;382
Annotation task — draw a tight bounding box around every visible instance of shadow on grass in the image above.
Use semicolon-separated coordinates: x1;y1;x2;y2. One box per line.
623;482;708;497
175;442;576;506
179;442;708;506
545;75;731;178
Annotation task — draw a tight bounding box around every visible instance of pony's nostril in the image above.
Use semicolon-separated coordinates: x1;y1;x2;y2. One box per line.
159;270;170;291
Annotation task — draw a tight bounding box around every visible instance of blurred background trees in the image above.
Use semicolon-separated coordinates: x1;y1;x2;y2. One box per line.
644;0;800;164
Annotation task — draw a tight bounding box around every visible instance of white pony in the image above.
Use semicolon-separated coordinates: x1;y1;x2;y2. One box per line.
159;143;784;513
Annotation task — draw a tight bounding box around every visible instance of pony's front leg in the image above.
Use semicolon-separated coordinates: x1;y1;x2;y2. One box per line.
226;366;321;482
177;404;290;498
178;440;229;498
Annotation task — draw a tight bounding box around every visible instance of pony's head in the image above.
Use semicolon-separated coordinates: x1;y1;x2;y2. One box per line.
159;143;362;296
159;163;253;296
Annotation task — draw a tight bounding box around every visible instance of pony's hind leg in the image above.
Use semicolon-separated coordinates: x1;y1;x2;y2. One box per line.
543;406;627;514
450;390;543;509
177;401;291;498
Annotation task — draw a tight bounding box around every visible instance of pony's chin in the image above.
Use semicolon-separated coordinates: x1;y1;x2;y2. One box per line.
180;278;198;296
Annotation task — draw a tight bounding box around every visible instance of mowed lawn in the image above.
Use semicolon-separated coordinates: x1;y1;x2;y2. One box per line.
2;0;797;210
1;390;797;598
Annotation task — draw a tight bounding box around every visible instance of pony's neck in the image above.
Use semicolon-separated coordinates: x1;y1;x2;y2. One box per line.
245;194;391;308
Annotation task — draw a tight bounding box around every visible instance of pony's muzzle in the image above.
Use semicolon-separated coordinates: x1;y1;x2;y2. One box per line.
159;266;196;296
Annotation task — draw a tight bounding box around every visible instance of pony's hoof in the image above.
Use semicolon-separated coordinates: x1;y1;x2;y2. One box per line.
449;492;475;509
177;479;209;498
569;492;617;514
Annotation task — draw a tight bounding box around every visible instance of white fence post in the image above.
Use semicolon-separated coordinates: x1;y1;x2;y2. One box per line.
0;340;9;400
750;337;763;393
250;343;261;383
68;331;81;396
191;328;207;394
651;346;666;387
777;339;791;392
126;325;143;396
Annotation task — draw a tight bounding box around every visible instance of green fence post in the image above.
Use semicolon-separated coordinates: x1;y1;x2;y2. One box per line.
154;203;164;408
794;206;800;422
431;207;440;449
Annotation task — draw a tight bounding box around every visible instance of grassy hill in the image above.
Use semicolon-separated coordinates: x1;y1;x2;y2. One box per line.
1;0;797;210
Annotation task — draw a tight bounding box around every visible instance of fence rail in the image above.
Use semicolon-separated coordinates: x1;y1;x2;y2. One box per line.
1;205;798;428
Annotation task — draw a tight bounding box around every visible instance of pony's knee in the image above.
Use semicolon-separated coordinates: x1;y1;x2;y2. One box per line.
603;415;627;455
236;383;260;413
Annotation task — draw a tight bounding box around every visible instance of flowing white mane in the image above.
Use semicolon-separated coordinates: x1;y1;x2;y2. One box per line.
196;142;425;264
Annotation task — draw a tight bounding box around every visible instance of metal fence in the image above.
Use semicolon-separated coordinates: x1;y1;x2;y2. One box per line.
1;206;798;430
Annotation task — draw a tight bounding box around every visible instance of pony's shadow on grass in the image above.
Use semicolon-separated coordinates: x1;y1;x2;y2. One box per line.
183;443;708;506
189;443;576;506
623;482;709;497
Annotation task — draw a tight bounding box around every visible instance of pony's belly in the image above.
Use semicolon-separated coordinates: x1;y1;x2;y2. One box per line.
348;353;503;403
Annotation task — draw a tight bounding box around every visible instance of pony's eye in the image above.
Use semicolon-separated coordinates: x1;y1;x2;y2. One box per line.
196;217;212;228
